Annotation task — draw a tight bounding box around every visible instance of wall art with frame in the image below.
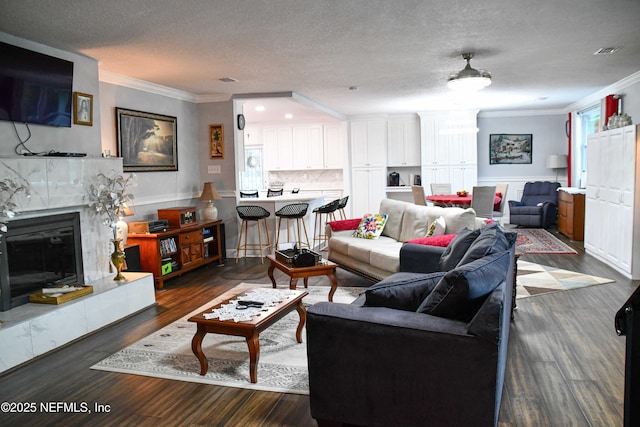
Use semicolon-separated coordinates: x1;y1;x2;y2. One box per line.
209;124;224;159
73;92;93;126
489;133;532;164
116;108;178;172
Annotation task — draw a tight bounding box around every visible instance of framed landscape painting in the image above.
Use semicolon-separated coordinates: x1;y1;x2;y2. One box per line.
489;134;532;164
116;108;178;172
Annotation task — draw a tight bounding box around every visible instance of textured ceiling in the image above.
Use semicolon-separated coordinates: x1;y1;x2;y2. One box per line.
1;0;639;120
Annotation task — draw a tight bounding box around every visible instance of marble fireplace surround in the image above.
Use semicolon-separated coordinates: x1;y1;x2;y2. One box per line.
0;157;156;373
1;156;124;283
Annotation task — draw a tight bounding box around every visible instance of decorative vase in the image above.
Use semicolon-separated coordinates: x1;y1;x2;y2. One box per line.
111;239;126;281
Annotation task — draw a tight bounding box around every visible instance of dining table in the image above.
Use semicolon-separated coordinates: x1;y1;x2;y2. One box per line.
426;193;501;211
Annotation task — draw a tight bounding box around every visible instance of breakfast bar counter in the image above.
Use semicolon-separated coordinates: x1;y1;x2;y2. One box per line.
236;194;325;252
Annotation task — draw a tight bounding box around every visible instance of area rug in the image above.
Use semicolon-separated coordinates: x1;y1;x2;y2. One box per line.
514;228;578;254
91;283;365;395
516;260;614;299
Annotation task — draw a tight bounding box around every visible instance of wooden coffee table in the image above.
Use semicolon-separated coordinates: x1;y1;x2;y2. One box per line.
188;289;308;383
266;254;339;301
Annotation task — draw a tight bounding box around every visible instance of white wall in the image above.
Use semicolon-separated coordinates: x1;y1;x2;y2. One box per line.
98;82;201;222
476;113;568;209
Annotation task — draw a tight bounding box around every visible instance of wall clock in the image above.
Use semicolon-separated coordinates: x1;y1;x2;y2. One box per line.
237;114;245;130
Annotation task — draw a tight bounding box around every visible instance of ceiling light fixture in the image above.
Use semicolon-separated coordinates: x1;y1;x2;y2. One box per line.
447;53;492;91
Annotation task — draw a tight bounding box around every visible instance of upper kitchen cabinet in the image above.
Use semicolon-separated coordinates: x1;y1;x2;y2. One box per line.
418;111;478;190
263;126;293;170
387;117;420;167
292;125;324;169
350;119;387;167
323;124;344;169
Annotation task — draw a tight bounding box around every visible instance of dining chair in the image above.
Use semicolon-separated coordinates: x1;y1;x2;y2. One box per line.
411;186;427;206
471;185;497;219
493;183;509;220
430;183;452;195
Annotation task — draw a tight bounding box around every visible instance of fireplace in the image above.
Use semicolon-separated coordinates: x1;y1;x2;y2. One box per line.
0;212;84;311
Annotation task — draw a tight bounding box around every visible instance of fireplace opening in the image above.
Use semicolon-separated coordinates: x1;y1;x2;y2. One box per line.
0;212;84;311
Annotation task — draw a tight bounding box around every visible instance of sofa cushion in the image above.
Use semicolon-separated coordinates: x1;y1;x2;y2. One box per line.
399;203;440;242
379;198;407;241
353;213;388;239
406;234;457;247
365;271;446;311
329;218;362;231
417;249;511;320
456;222;509;267
438;227;481;271
438;207;476;234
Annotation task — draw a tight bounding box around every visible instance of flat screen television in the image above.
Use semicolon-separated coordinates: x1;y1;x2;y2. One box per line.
0;41;74;127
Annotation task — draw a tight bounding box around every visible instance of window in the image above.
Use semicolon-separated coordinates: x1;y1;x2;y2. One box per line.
576;105;600;187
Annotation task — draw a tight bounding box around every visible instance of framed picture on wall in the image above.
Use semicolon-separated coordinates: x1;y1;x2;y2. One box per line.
116;108;178;172
73;92;93;126
209;124;224;159
489;134;533;164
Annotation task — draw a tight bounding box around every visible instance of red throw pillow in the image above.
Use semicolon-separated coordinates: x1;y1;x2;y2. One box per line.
494;192;502;212
329;218;362;231
407;234;457;247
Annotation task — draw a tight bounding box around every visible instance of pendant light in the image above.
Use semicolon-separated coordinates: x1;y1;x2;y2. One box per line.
447;53;492;91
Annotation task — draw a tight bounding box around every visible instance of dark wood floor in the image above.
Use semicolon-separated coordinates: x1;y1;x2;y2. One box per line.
0;228;637;427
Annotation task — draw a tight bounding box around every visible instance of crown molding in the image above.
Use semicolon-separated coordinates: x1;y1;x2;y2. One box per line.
99;70;199;102
478;108;566;118
566;70;640;112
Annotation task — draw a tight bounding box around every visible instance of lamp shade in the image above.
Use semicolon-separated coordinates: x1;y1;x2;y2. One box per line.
546;154;568;169
200;182;221;221
200;182;221;201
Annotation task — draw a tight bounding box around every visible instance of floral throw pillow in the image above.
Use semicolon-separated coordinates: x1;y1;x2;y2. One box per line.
426;216;446;237
353;213;389;239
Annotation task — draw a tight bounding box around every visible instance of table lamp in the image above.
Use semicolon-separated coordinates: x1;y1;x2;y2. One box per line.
200;182;221;220
546;154;568;182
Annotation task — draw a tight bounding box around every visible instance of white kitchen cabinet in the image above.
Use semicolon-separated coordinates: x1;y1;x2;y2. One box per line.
351;168;386;215
292;125;324;169
419;111;478;192
448;165;477;193
351;119;387;167
323;124;344;169
263;126;293;170
584;124;640;278
387;118;420;167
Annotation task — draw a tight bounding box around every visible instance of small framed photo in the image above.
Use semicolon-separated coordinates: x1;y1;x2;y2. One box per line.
209;124;224;159
116;108;178;172
73;92;93;126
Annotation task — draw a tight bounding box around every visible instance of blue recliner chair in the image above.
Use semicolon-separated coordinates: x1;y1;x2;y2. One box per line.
508;181;561;228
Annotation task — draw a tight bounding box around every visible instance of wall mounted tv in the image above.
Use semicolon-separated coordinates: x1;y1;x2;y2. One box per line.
0;41;74;127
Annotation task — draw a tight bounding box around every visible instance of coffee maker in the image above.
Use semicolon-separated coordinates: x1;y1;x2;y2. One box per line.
410;174;421;186
388;171;400;186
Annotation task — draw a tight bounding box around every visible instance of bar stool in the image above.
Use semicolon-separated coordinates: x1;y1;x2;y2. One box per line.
312;199;340;250
267;188;283;197
336;195;349;219
240;190;259;198
235;205;271;263
274;203;310;250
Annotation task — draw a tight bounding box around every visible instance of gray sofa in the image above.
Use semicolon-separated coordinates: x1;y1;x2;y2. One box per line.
326;198;481;280
307;223;516;427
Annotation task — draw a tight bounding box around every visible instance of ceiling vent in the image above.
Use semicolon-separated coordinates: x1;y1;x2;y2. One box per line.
594;47;621;55
219;77;238;83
